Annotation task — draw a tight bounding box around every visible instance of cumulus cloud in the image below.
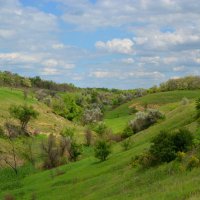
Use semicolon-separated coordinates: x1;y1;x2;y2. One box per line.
0;0;200;88
90;70;165;79
95;38;134;54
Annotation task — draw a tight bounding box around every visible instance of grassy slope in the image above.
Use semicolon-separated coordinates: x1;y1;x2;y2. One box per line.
104;90;200;133
1;90;200;199
0;87;84;141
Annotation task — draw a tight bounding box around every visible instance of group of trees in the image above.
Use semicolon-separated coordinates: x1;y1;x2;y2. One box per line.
147;76;200;93
0;71;76;92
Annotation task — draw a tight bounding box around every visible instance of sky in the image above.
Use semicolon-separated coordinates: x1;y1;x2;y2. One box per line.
0;0;200;89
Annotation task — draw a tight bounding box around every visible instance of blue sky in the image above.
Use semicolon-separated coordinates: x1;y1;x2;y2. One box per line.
0;0;200;89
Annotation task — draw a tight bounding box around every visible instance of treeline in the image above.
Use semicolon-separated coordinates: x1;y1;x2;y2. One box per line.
0;71;76;92
148;76;200;93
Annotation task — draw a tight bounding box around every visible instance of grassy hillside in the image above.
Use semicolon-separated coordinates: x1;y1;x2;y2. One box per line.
1;90;200;200
0;87;84;138
104;90;200;133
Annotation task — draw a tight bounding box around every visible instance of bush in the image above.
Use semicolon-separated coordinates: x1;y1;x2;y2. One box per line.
134;128;194;168
41;134;60;169
176;151;186;162
121;138;132;151
181;97;189;105
172;128;193;152
67;140;82;162
136;151;157;168
187;156;199;171
150;128;193;164
94;140;111;162
9;104;39;133
94;122;111;138
82;107;103;124
60;127;75;139
122;126;134;138
128;109;164;134
150;130;176;163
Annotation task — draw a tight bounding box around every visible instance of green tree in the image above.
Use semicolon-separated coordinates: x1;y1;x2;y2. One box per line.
94;140;111;162
9;105;39;133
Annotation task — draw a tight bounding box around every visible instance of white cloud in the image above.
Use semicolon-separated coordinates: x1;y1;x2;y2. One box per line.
173;66;185;72
121;58;135;64
90;70;165;79
95;38;134;54
42;68;60;75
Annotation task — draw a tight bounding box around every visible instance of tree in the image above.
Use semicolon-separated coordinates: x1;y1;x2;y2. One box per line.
9;105;39;134
84;128;92;146
60;128;82;162
82;108;103;125
67;140;82;162
94;140;111;162
0;123;20;174
41;134;60;169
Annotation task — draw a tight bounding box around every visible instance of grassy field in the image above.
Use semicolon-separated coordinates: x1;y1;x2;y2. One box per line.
104;90;200;133
1;90;200;199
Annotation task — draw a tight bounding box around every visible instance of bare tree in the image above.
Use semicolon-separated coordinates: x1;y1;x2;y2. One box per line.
41;134;60;169
84;128;92;146
0;123;19;175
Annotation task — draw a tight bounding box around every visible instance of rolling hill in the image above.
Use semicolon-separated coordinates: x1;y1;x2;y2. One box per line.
1;89;200;199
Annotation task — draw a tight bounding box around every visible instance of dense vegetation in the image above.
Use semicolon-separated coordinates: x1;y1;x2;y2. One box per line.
1;72;200;199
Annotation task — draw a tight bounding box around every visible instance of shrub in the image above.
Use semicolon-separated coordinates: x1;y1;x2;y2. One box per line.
150;129;193;164
9;105;39;133
176;151;186;162
181;97;189;105
128;109;164;134
122;126;134;138
137;151;157;168
172;128;193;152
67;140;82;162
41;134;60;169
150;130;176;163
94;122;111;138
121;138;132;151
59;131;82;162
94;140;111;162
187;156;199;171
60;127;75;139
82;107;103;125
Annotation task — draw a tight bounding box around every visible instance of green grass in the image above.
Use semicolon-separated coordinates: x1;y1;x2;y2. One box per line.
1;89;200;200
104;90;200;133
1;90;200;199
